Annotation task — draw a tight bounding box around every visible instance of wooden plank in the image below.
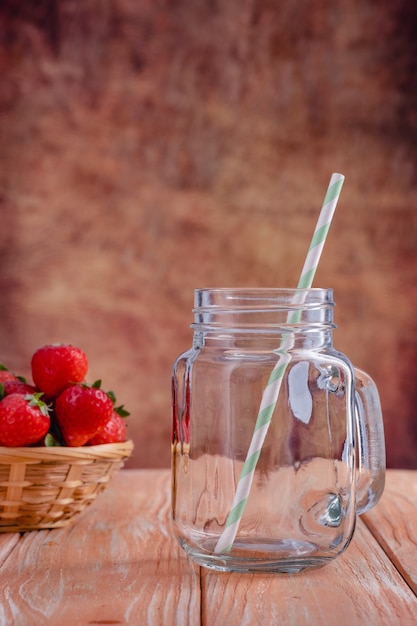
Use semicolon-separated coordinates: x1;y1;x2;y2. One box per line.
0;533;20;567
0;470;200;626
362;469;417;594
201;518;417;626
2;468;417;626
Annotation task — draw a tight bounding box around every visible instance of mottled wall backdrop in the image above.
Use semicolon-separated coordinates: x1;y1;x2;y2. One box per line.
0;0;416;468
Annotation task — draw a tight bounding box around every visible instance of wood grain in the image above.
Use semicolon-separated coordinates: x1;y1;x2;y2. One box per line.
201;519;417;626
0;532;20;567
0;470;200;626
362;470;417;595
1;469;417;626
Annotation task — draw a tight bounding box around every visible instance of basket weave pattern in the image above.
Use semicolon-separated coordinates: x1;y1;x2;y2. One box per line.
0;441;133;532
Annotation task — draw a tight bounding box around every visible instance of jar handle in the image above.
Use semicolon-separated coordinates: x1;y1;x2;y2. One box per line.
354;367;386;514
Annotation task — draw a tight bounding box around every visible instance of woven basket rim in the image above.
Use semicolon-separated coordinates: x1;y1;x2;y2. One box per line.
0;439;134;463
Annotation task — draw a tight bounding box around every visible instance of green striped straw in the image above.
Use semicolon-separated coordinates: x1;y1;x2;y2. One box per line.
214;172;345;554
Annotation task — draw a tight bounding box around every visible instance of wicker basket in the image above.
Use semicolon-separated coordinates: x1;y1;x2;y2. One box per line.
0;440;134;532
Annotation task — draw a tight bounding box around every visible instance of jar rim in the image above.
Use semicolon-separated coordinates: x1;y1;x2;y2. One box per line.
194;287;334;308
195;287;332;293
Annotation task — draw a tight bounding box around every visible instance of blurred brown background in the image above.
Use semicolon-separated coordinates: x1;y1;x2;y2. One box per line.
0;1;416;469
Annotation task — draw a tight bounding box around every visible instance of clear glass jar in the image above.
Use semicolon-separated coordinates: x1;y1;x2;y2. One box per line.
171;288;385;573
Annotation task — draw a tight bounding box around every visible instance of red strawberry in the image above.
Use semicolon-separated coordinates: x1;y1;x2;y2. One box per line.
55;383;113;446
1;379;38;397
88;412;127;445
0;393;50;447
31;344;88;398
0;369;18;383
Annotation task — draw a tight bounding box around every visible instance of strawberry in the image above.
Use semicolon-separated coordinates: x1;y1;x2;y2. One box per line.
88;412;127;445
0;393;50;447
55;382;114;446
31;344;88;398
0;368;18;383
0;379;38;398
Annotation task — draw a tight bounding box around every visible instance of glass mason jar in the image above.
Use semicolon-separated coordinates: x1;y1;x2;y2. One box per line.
171;288;385;573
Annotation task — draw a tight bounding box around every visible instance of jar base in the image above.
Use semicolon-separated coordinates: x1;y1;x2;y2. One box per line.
179;538;334;574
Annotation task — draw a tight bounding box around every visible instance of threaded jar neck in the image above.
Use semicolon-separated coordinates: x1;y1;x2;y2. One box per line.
192;288;336;335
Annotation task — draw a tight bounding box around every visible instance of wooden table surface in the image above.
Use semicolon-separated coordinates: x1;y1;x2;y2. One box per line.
0;469;416;625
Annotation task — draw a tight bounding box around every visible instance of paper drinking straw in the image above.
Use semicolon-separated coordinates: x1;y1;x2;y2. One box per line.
214;172;345;554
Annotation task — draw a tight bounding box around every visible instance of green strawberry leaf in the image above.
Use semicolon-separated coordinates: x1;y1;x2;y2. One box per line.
107;389;116;404
106;389;129;418
0;364;9;371
24;392;50;416
114;404;130;418
79;380;102;390
0;383;4;400
44;433;61;447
